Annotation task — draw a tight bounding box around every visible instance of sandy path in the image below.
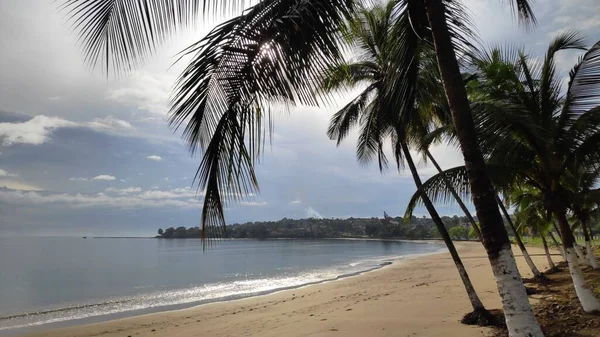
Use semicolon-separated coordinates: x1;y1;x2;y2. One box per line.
22;242;556;337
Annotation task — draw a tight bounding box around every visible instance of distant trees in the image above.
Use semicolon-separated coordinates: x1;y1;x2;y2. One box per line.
157;226;202;239
156;215;478;240
449;227;469;240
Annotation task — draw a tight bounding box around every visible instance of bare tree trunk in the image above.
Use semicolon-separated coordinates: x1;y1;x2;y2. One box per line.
555;207;600;312
426;150;483;242
423;0;543;334
497;196;542;278
402;143;485;313
540;233;556;270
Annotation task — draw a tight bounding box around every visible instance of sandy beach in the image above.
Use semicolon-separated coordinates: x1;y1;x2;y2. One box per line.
22;242;556;337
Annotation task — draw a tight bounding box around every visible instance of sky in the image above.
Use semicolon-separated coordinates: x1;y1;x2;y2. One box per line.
0;0;598;236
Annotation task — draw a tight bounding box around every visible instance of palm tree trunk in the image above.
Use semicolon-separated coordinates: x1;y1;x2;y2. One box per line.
547;230;566;261
554;221;585;263
423;1;543;335
540;233;556;270
581;219;599;269
555;207;600;312
401;143;485;313
426;150;483;242
570;227;587;263
497;196;542;278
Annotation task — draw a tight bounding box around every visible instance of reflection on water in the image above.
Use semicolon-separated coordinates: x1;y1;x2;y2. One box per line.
0;238;443;333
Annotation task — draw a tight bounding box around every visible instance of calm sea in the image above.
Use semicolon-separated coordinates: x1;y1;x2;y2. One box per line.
0;237;443;335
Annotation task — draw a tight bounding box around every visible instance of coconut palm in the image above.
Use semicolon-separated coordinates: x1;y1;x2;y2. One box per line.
60;0;544;335
319;2;492;324
564;168;600;269
497;195;544;279
408;36;600;312
512;195;557;271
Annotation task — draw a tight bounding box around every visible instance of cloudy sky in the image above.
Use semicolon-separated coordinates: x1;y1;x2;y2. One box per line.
0;0;598;236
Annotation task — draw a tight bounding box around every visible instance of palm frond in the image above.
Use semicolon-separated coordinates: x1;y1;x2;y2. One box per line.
539;31;586;126
60;0;215;74
167;0;354;239
327;84;378;145
403;165;518;220
557;41;600;132
502;0;537;25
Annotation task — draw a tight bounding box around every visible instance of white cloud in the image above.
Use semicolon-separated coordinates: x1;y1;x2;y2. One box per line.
0;168;18;177
86;115;133;132
68;177;88;182
106;71;173;116
0;115;134;146
49;96;61;101
241;201;268;207
146;155;163;161
0;189;202;209
0;115;77;146
0;186;202;210
0;181;43;191
105;187;142;194
92;175;116;181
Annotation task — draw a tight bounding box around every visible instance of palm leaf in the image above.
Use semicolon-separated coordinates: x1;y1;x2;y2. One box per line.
167;0;354;239
60;0;215;74
403;165;517;220
557;41;600;133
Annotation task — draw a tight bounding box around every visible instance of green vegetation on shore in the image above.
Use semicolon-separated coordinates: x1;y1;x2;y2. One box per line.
157;214;478;240
157;213;597;241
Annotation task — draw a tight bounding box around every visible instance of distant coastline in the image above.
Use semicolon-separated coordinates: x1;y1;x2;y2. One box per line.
155;214;479;241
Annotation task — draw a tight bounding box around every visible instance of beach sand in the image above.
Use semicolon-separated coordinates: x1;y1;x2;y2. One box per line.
22;242;556;337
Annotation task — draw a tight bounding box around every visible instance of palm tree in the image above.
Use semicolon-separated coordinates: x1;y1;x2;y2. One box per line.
319;2;491;324
60;0;545;335
519;209;557;270
497;195;544;279
420;1;545;333
565;168;600;269
410;36;600;312
511;186;558;270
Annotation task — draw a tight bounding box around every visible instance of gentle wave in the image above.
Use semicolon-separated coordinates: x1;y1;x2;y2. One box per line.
0;256;397;332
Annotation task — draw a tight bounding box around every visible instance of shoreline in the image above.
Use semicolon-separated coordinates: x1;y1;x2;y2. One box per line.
5;241;445;336
18;242;557;337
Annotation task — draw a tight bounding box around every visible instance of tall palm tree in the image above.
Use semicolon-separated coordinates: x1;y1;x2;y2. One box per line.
565;168;600;269
497;195;543;279
420;1;545;333
512;196;557;271
319;2;491;324
60;0;545;335
409;36;600;312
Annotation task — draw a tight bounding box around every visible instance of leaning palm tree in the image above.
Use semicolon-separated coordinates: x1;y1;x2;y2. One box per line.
564;167;600;269
319;2;492;324
60;0;545;335
514;201;557;271
409;36;600;312
497;194;544;279
511;186;559;270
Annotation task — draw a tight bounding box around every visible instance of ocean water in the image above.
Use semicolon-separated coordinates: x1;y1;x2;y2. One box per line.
0;237;444;334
